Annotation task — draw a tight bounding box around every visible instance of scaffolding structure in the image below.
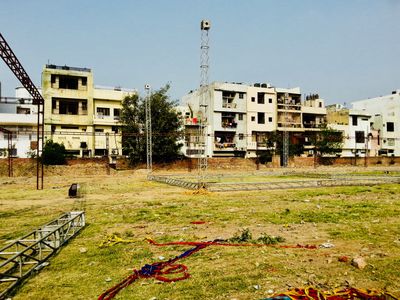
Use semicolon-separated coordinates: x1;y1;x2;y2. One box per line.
145;84;152;174
0;32;44;189
198;20;211;187
0;211;86;299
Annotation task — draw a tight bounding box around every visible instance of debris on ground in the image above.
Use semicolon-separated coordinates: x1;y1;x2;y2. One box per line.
319;242;335;248
351;257;367;269
262;286;398;300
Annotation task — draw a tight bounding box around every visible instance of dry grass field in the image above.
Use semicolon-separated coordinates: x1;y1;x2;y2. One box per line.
1;166;400;299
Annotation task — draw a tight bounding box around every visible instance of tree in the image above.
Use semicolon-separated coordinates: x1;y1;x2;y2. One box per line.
120;84;183;165
311;125;344;164
42;140;66;165
262;131;303;156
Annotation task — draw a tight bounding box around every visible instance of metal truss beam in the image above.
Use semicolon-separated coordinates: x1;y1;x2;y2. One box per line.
0;32;44;189
0;211;86;299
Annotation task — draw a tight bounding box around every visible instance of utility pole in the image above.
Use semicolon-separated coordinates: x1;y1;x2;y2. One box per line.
198;19;211;188
145;84;152;174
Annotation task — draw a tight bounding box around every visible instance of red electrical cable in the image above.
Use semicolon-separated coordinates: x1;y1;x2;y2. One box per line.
98;239;317;300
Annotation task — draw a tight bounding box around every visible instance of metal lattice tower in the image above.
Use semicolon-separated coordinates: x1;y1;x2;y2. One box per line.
198;19;211;187
0;32;44;189
145;84;152;174
282;93;289;167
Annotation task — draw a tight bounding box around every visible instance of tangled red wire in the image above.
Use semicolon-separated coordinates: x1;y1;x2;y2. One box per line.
98;239;316;300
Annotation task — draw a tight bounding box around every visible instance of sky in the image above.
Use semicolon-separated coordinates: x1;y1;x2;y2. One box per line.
1;0;399;105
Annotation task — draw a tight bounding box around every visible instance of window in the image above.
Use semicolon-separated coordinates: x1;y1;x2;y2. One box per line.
95;129;104;133
269;117;273;122
52;99;57;110
352;116;358;126
239;93;244;99
355;131;364;143
58;75;78;89
251;97;255;102
319;102;322;107
97;107;110;116
114;108;121;119
257;112;265;124
81;77;87;86
51;75;56;84
238;113;243;121
16;107;30;114
112;126;119;133
268;98;272;104
387;122;394;132
82;101;87;111
257;93;265;104
59;100;78;115
251;116;255;122
239;133;244;140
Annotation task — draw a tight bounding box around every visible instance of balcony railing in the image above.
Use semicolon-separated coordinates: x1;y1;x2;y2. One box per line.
94;115;119;121
277;122;302;128
221;122;237;128
277;104;301;111
222;102;237;109
214;142;236;149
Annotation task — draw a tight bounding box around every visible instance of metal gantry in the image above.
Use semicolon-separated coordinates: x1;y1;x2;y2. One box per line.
0;211;86;299
145;84;152;174
0;32;44;189
198;19;211;187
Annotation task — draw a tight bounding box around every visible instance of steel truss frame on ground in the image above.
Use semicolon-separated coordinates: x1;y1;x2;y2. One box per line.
148;173;400;192
0;32;45;189
0;211;86;299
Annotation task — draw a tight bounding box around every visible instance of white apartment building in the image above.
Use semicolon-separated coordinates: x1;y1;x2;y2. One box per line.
351;90;400;156
181;82;327;160
326;104;373;157
0;87;39;158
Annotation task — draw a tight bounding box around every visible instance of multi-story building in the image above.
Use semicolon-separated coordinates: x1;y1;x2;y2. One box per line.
326;104;374;157
42;64;135;158
0;87;38;158
351;90;400;156
181;81;327;160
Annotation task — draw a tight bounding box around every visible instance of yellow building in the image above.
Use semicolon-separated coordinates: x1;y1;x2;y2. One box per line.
42;64;135;158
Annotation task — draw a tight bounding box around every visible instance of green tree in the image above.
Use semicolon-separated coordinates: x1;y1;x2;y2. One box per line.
120;84;183;165
42;140;66;165
311;125;344;162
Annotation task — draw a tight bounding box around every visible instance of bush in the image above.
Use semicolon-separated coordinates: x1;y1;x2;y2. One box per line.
42;140;66;165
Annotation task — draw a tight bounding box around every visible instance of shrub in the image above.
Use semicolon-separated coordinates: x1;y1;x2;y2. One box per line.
42;140;66;165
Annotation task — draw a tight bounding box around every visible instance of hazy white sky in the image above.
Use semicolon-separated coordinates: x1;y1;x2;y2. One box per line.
1;0;399;104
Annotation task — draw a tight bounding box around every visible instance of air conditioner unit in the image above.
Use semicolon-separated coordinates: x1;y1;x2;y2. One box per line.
111;149;118;155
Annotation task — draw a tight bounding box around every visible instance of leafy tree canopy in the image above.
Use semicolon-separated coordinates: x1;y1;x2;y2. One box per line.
312;124;344;156
120;84;183;165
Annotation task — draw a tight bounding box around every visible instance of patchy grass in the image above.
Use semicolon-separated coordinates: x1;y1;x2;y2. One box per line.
1;168;400;299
